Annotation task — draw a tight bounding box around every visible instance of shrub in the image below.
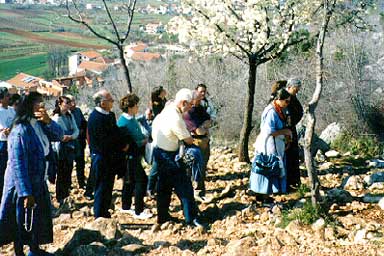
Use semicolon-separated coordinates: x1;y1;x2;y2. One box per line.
331;132;384;158
279;200;321;228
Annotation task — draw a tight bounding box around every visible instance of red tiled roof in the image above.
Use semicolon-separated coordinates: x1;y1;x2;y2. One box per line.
129;44;148;52
131;52;161;61
6;73;42;88
79;51;102;59
78;61;108;73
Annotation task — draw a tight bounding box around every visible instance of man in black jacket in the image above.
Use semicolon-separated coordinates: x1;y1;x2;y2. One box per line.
87;89;128;218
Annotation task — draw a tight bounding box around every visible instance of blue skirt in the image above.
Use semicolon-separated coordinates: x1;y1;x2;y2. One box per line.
0;185;53;246
249;171;286;195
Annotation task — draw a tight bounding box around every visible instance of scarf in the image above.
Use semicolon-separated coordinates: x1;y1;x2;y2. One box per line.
272;101;286;121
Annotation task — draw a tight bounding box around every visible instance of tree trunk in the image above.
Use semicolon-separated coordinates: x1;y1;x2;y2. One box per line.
304;0;334;206
118;45;132;93
238;58;257;163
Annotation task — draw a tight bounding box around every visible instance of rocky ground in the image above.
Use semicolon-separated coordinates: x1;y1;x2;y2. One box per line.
1;146;384;256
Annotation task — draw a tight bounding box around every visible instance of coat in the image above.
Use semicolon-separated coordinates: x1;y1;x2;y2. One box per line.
0;120;63;246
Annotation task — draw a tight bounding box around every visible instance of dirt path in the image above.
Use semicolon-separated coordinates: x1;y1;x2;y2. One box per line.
0;28;109;50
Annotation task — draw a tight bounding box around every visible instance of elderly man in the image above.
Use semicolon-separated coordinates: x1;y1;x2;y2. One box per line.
152;88;203;227
0;87;15;203
285;78;303;191
87;89;128;218
66;94;87;189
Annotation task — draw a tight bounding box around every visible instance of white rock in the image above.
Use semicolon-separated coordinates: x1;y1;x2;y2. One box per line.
378;197;384;210
312;218;325;231
325;150;340;158
364;172;384;186
354;229;367;244
368;182;384;190
367;159;384;168
343;175;364;190
320;122;342;144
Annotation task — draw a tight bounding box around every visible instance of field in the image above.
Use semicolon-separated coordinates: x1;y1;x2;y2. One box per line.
0;1;176;81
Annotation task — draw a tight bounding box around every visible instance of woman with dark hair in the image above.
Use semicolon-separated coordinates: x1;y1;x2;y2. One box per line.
151;86;167;117
52;96;79;205
117;94;152;219
250;88;292;199
0;92;63;256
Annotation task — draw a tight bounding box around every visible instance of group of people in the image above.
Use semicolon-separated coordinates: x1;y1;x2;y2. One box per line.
0;83;216;255
250;79;303;201
0;78;302;255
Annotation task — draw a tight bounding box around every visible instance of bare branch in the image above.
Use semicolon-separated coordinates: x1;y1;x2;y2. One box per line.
66;0;117;46
101;0;121;42
123;0;137;42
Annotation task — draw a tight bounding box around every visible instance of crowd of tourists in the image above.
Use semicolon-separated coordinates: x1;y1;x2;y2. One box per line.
0;79;302;255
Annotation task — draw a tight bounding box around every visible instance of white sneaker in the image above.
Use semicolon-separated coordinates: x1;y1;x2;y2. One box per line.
134;211;153;220
120;209;135;215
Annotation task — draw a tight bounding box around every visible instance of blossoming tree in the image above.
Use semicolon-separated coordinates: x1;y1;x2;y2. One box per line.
169;0;317;162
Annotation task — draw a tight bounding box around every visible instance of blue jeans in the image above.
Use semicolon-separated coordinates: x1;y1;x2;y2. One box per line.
92;153;115;218
0;141;7;203
147;160;158;193
153;147;198;224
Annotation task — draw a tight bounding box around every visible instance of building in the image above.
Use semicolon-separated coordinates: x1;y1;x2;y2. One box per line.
124;43;161;62
6;73;65;97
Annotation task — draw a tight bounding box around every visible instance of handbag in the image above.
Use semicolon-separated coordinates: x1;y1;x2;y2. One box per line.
251;136;281;177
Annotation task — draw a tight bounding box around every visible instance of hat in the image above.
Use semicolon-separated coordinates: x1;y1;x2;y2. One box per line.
0;87;9;100
287;78;302;88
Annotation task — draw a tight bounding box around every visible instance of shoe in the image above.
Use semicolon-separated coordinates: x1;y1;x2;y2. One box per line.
191;218;204;229
134;211;153;220
120;208;135;215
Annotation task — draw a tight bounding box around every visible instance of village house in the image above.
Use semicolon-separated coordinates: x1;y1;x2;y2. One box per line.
124;43;161;62
145;22;165;34
68;50;113;76
6;73;65;97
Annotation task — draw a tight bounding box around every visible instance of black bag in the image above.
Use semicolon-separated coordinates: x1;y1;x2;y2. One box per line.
251;135;281;177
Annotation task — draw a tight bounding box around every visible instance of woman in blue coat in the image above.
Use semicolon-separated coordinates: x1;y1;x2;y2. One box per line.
0;92;63;256
250;89;292;200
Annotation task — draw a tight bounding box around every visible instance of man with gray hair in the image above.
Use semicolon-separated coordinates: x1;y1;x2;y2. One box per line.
87;89;129;218
152;88;203;227
285;78;303;191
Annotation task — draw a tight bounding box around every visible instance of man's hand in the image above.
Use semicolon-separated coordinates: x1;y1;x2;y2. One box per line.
34;107;51;124
2;128;10;136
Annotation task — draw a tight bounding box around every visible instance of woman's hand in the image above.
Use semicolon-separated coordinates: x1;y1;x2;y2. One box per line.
23;195;36;208
62;135;72;142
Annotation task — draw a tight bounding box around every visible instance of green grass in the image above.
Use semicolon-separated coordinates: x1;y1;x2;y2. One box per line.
0;53;48;80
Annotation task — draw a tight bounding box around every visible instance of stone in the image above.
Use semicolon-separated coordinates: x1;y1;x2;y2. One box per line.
311;218;325;231
59;229;103;255
223;237;256;256
319;122;342;145
233;162;249;172
72;242;109;256
364;172;384;186
363;194;383;203
84;217;121;240
379;197;384;210
369;182;384;190
315;150;326;162
354;229;367;244
326;188;353;204
342;175;364;190
325;150;340;158
367;159;384;168
318;162;334;171
121;244;149;254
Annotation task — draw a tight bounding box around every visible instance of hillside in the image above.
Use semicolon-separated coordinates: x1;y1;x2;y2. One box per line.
1;146;384;255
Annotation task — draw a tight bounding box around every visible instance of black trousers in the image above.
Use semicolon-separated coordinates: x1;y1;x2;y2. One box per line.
122;156;147;215
56;159;73;202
